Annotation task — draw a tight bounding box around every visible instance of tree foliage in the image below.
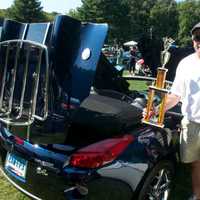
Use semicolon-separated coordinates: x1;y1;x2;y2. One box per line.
44;11;59;21
150;0;178;38
125;0;157;39
1;0;200;46
0;9;8;18
8;0;46;22
68;9;82;20
177;0;200;46
73;0;179;45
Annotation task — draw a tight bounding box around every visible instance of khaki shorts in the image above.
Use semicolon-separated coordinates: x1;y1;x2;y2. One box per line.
180;118;200;163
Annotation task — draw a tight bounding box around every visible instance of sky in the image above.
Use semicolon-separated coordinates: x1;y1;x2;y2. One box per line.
0;0;83;14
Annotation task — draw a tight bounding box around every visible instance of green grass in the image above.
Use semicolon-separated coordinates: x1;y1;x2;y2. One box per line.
0;73;192;199
0;172;30;200
123;70;149;91
128;79;148;91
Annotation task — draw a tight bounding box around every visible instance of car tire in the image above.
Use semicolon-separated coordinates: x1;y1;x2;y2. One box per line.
137;160;175;200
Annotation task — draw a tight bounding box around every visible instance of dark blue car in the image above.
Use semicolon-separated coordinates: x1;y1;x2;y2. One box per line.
0;15;182;200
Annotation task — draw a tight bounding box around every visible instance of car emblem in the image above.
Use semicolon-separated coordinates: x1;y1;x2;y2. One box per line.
36;166;48;176
81;48;91;60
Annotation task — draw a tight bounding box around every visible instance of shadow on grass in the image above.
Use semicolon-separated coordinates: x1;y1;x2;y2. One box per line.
170;163;192;200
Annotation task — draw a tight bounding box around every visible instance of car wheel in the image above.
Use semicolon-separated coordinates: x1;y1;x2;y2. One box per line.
137;160;174;200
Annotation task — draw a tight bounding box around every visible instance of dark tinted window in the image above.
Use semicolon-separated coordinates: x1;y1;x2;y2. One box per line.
0;19;26;41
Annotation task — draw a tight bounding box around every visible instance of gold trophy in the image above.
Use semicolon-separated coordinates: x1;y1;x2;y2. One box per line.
142;37;174;128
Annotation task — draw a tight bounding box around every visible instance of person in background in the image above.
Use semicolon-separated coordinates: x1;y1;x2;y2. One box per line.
128;46;137;75
116;46;124;65
135;58;145;75
144;22;200;200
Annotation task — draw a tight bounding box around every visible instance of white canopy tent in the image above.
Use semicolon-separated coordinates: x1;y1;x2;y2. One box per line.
123;41;138;46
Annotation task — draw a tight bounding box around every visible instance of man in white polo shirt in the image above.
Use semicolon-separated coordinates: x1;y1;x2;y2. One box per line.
163;22;200;200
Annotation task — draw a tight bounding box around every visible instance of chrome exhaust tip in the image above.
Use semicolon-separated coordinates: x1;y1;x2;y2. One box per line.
64;185;88;200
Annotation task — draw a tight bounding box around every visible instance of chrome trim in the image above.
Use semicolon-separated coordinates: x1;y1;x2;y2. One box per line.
8;42;21;115
21;24;28;40
0;39;49;126
17;47;30;119
0;43;10;112
42;22;51;45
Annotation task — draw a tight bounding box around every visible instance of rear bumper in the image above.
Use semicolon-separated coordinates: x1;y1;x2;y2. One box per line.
0;128;135;200
0;152;134;200
0;141;71;200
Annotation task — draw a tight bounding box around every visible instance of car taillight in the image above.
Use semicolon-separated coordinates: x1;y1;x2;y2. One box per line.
69;135;134;169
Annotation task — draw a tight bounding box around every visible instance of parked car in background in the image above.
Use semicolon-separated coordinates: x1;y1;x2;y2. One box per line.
0;15;182;200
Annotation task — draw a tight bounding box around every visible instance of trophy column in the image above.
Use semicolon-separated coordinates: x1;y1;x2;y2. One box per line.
142;37;175;128
142;67;168;128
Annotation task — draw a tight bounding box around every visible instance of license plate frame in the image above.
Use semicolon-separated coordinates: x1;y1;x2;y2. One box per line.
5;152;28;182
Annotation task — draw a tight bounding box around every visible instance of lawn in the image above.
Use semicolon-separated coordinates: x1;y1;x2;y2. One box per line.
0;72;192;200
0;172;30;200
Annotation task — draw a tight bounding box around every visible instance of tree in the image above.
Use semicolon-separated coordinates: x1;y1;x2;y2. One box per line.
0;9;8;18
177;0;200;46
76;0;101;22
150;0;178;38
126;0;158;40
76;0;131;43
68;9;82;20
8;0;46;22
44;11;59;21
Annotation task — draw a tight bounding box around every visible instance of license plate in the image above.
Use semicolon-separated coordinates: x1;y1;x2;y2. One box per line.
5;153;27;182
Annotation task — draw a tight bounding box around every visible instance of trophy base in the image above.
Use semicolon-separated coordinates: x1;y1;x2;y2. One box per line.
142;119;164;128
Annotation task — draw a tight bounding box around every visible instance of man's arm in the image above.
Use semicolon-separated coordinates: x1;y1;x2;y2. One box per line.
164;93;181;113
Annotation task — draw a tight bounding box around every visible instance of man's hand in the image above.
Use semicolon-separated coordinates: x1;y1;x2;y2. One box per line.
142;105;159;119
143;93;180;120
